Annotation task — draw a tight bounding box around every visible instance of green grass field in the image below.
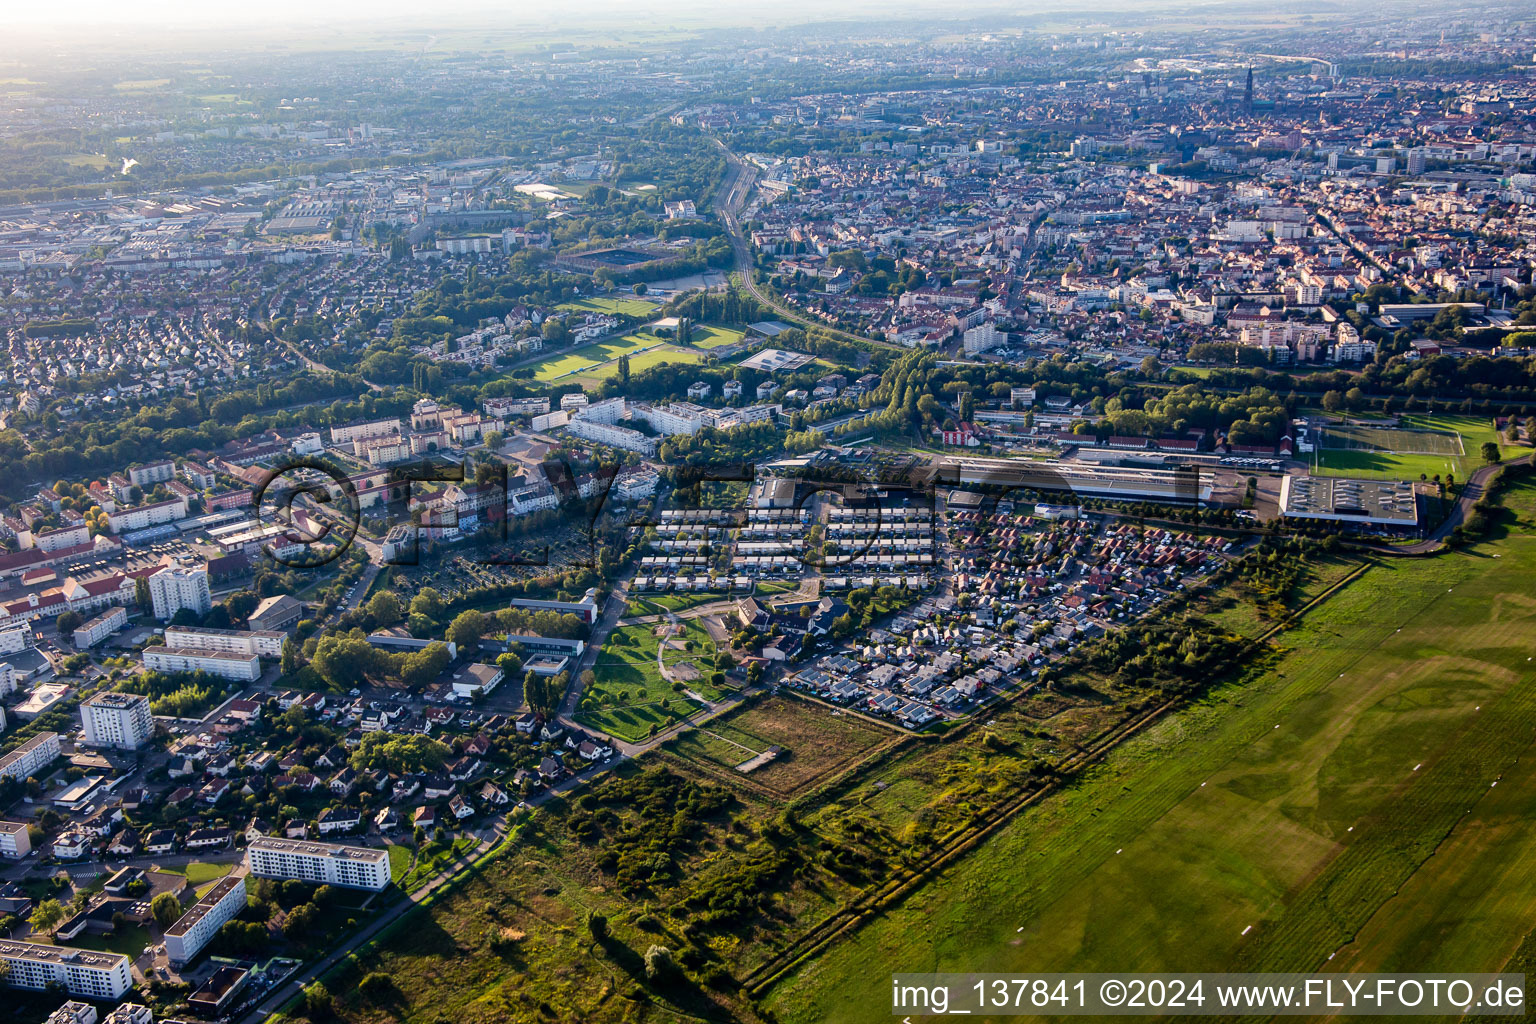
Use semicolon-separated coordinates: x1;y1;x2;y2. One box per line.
529;334;702;382
1322;424;1462;455
688;324;747;349
1314;414;1524;480
664;696;896;797
556;296;658;318
765;480;1536;1022
577;621;708;742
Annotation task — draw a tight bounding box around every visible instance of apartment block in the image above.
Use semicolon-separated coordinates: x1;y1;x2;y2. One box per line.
74;606;128;650
148;564;212;621
0;819;31;858
0;940;133;999
164;875;248;966
0;732;61;781
164;625;285;658
143;646;260;683
246;836;390;891
81;692;154;751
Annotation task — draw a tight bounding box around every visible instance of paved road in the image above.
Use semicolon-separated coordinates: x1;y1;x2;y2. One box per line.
1354;454;1531;555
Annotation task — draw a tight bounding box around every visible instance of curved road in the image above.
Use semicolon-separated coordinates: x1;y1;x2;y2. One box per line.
1355;454;1531;555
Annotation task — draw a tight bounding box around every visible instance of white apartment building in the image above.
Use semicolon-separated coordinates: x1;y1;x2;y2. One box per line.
74;606;128;650
103;1005;153;1024
484;395;550;418
563;418;658;456
143;646;261;683
0;732;61;781
148;564;212;621
0;819;32;858
0;626;27;655
164;875;248;966
0;661;17;695
46;1000;97;1024
164;625;285;658
107;496;189;534
0;940;133;999
329;417;401;445
35;524;89;553
634;401;708;436
246;836;390;891
963;322;1005;356
576;397;627;425
81;692;154;751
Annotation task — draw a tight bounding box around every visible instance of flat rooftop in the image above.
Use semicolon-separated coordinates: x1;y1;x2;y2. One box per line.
145;645;259;663
248;835;387;863
83;691;149;710
0;938;129;970
165;875;245;937
1280;475;1418;525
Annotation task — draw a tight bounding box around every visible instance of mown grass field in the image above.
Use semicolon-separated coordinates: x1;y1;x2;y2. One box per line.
530;333;703;383
765;481;1536;1023
688;324;746;349
557;296;659;318
577;621;709;742
1314;413;1524;480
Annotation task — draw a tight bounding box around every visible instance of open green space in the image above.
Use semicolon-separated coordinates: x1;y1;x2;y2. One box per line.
386;843;413;883
635;591;731;614
44;923;154;958
578;621;709;742
1321;423;1462;455
688;324;746;349
529;333;702;382
557;295;658;318
1313;413;1524;481
765;481;1536;1022
664;695;896;797
398;837;479;893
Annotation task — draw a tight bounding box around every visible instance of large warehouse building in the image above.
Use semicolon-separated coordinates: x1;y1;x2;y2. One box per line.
939;457;1213;505
1278;475;1419;527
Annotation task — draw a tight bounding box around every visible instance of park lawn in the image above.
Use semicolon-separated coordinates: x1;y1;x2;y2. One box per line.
583;621;707;741
688;324;747;349
185;861;232;889
764;480;1536;1023
579;695;701;743
557;296;658;318
636;591;731;614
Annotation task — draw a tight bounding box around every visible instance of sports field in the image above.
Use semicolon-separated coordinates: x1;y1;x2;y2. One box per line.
1313;414;1523;480
528;333;699;382
689;324;747;349
766;481;1536;1021
556;295;658;318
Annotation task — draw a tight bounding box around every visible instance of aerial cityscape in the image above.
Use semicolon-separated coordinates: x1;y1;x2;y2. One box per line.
2;1;1536;1021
